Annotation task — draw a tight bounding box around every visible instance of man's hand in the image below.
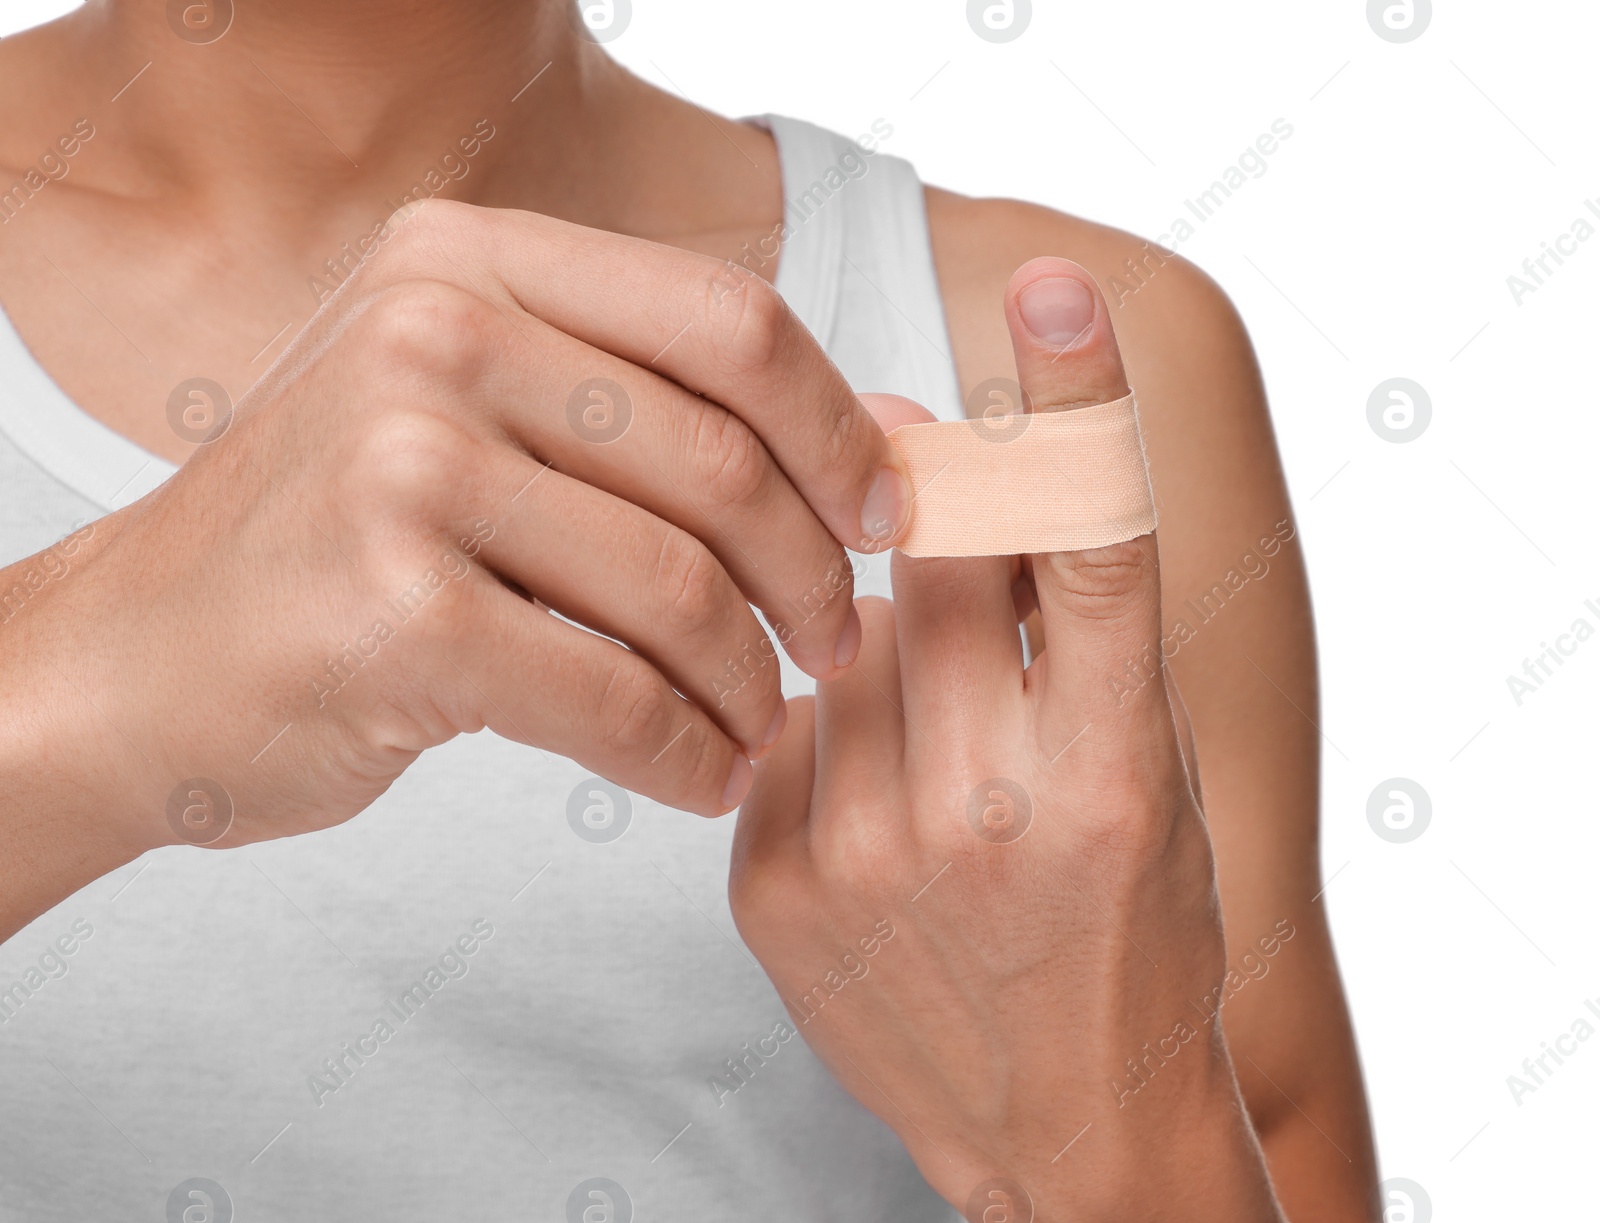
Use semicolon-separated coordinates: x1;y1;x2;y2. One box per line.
0;199;915;938
728;259;1283;1221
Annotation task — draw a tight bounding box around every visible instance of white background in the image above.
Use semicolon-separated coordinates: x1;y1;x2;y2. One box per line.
6;1;1595;1217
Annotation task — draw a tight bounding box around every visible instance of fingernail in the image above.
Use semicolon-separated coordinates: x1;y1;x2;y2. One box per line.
1018;277;1095;349
722;754;754;811
860;466;911;547
833;604;863;669
760;703;788;751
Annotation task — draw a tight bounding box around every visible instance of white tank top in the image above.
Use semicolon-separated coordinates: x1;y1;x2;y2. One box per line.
0;115;965;1222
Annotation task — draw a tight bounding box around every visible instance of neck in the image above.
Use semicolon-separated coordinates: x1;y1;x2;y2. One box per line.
62;0;638;226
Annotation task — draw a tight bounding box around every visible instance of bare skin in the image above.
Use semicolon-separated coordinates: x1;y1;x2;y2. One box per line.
0;1;1377;1218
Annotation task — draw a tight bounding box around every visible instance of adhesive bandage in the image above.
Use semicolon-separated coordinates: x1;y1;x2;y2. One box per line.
884;392;1157;558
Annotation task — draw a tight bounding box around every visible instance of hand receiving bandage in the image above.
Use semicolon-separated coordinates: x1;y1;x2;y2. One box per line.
729;259;1281;1222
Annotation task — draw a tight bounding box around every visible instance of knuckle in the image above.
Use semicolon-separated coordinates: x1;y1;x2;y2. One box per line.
711;273;791;376
1057;741;1190;863
355;280;496;388
816;398;865;475
367;539;476;643
599;656;675;756
692;410;772;513
813;812;898;896
680;718;733;808
351;410;477;512
702;259;760;319
1040;539;1152;618
653;530;728;638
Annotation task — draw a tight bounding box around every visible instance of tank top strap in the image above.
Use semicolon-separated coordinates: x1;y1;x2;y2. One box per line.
753;114;966;425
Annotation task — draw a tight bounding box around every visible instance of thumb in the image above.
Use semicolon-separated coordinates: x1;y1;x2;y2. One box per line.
1004;257;1167;740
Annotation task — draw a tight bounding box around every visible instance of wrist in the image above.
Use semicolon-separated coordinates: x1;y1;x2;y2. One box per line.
1075;1062;1282;1223
928;1045;1282;1223
0;590;159;941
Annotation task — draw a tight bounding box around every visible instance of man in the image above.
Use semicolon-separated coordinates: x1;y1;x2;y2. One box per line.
0;3;1374;1217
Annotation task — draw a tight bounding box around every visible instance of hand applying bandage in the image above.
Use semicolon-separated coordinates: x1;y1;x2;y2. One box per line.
729;259;1283;1222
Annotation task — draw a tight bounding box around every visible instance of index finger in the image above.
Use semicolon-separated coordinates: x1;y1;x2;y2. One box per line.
474;207;916;556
